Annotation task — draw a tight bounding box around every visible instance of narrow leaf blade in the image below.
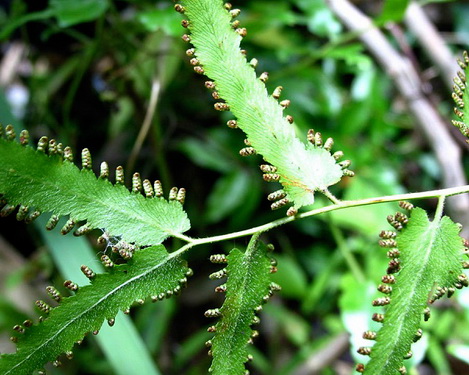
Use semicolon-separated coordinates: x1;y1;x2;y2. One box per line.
37;217;161;375
376;0;410;23
364;208;466;374
179;0;348;209
49;0;109;27
0;138;190;245
0;245;189;374
209;235;274;374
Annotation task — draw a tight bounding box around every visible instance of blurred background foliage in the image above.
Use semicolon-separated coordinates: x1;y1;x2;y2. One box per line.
0;0;469;374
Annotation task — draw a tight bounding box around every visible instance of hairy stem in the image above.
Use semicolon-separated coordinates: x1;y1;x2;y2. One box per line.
172;184;469;252
321;188;341;204
434;195;446;222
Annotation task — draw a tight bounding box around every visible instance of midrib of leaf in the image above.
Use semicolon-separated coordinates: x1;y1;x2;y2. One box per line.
210;235;273;374
189;2;296;161
373;221;437;371
5;253;176;374
227;250;259;355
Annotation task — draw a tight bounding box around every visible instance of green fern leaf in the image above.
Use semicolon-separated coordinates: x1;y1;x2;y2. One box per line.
452;51;469;140
207;234;276;375
0;245;190;374
0;132;190;245
177;0;352;211
359;206;467;374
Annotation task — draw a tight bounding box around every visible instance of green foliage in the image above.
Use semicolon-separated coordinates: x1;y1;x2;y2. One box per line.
208;235;275;374
361;206;468;374
0;245;189;374
0;133;190;245
49;0;109;27
0;0;469;374
0;0;110;40
38;218;163;375
452;51;469;140
179;0;352;211
376;0;410;23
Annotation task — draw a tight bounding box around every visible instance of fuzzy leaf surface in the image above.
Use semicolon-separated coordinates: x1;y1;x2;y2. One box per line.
209;235;273;375
364;208;465;374
0;138;190;245
0;245;188;374
180;0;345;208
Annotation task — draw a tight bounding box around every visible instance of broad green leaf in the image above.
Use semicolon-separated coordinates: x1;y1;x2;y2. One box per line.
294;0;342;37
138;8;182;36
206;171;251;223
0;136;190;245
209;235;274;374
323;44;369;69
174;328;211;372
376;0;410;23
263;303;310;347
0;245;189;374
269;254;307;299
178;136;234;173
362;208;466;374
179;0;350;210
427;336;452;375
49;0;109;27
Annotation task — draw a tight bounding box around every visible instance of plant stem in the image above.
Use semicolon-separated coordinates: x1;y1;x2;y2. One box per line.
433;195;446;222
321;188;341;204
171;184;469;252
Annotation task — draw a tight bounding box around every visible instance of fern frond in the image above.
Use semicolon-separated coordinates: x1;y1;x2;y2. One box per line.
0;127;191;245
452;51;469;140
175;0;353;213
206;235;278;374
0;245;191;374
357;203;468;374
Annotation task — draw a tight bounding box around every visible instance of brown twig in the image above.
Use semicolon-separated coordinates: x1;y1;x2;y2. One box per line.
293;333;350;375
127;76;161;174
404;2;459;91
325;0;469;231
